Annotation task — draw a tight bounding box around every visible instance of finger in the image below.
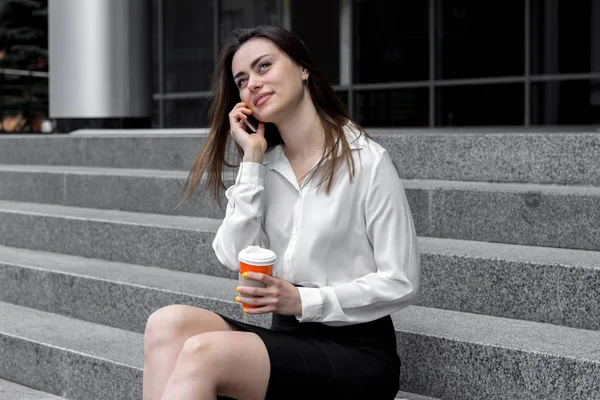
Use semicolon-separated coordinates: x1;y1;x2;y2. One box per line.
237;294;270;306
242;272;275;285
238;285;269;297
255;121;266;137
243;305;275;314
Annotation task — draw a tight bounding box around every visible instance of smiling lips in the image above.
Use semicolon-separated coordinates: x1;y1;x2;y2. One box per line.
253;92;273;107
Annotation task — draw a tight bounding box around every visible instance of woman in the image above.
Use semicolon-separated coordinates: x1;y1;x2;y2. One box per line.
143;25;420;400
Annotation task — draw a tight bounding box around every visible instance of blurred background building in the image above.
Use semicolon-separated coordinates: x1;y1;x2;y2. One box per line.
1;0;599;133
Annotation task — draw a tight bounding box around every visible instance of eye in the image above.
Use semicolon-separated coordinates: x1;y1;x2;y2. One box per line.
258;62;271;72
237;78;247;88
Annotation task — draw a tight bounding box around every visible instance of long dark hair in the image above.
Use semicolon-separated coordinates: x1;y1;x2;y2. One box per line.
179;25;368;207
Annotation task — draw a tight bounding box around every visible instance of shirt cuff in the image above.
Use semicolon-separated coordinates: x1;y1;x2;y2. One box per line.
295;287;323;323
236;162;266;185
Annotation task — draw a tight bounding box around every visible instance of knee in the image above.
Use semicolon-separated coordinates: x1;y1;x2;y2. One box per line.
178;333;230;370
144;305;191;350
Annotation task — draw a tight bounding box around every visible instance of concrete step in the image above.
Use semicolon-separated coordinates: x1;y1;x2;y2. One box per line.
0;200;228;278
1;300;598;399
0;378;64;399
1;130;599;185
0;244;246;333
0;302;143;399
392;305;600;399
2;165;600;250
1;238;598;332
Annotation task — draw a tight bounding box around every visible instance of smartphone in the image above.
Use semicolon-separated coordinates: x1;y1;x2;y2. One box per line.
243;114;260;133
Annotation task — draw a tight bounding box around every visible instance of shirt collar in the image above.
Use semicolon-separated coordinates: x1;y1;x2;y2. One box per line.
263;123;365;171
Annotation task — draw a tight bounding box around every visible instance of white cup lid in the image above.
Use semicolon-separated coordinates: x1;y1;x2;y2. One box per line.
238;246;277;266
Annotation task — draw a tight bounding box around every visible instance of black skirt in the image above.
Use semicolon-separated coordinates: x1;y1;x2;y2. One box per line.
216;312;401;400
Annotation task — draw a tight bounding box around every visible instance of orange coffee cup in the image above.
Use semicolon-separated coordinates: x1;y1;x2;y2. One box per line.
238;246;277;309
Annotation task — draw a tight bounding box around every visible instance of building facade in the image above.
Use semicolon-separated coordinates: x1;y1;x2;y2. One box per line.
1;0;600;132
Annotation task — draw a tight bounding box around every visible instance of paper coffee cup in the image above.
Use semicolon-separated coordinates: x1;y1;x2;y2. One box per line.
238;246;277;309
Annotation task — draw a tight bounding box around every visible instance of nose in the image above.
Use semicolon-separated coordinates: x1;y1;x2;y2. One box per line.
247;74;262;92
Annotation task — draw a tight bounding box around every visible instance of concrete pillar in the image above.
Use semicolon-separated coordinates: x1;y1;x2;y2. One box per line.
48;0;151;131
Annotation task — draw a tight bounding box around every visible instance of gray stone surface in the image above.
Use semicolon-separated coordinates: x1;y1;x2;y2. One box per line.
2;301;599;400
0;378;63;399
418;237;600;330
0;134;208;170
2;130;600;184
425;180;600;251
0;168;64;205
0;245;242;333
4;165;600;250
0;200;231;277
0;302;142;400
370;130;600;185
1;196;599;329
395;391;440;400
393;305;600;400
0;165;231;219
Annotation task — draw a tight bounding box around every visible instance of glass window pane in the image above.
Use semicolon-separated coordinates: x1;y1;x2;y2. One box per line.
164;0;214;93
0;0;49;133
531;0;600;74
335;90;349;114
0;74;49;133
152;100;160;128
437;84;524;126
164;98;210;128
291;0;340;84
436;1;524;79
152;0;159;95
219;0;281;44
354;89;429;127
353;0;428;83
531;80;600;125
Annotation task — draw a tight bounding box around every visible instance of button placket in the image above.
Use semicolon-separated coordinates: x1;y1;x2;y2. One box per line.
283;190;305;278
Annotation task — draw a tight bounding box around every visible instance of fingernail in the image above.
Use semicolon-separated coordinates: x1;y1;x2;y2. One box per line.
243;308;248;313
241;101;246;104
236;296;241;302
246;108;252;113
236;286;241;292
243;272;248;278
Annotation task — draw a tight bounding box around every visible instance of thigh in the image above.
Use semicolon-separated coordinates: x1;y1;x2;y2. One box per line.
185;331;270;400
145;304;241;338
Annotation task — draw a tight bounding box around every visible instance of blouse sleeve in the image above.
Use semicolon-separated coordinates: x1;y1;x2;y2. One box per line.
212;162;270;272
295;151;421;324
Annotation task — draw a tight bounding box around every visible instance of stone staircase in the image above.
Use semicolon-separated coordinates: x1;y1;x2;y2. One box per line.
0;129;598;400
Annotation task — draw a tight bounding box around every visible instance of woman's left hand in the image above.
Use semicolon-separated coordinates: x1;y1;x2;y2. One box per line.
237;273;302;316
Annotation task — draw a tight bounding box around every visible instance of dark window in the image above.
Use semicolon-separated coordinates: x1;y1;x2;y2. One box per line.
291;0;340;84
353;0;429;83
152;0;160;95
0;0;49;133
436;0;524;79
164;98;210;128
436;84;524;126
532;80;600;125
219;0;281;44
164;0;214;93
335;90;349;114
355;89;429;127
152;100;160;128
531;0;599;75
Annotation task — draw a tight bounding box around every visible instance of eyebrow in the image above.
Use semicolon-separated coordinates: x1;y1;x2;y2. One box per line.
233;54;270;80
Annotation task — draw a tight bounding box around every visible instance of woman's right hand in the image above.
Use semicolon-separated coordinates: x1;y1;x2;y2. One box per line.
229;102;267;163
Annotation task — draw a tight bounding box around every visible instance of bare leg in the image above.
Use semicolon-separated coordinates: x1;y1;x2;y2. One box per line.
160;331;270;400
143;305;240;400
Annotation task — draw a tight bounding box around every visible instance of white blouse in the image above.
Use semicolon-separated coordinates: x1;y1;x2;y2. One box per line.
212;125;421;326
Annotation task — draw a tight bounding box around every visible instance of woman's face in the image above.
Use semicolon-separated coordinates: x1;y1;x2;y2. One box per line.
231;37;307;123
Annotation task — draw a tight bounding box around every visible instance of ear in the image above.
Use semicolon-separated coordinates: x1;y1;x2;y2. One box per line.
300;67;309;81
